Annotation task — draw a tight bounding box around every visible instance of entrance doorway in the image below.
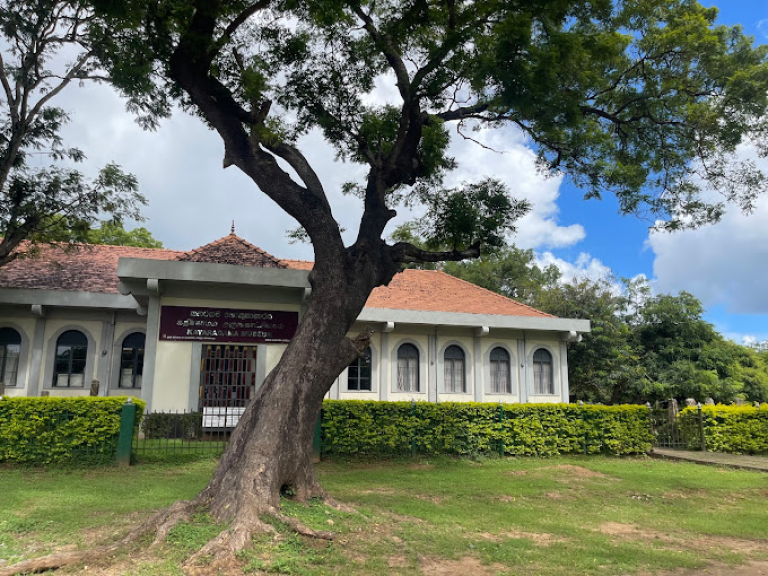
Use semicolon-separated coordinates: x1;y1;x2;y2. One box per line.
199;345;258;428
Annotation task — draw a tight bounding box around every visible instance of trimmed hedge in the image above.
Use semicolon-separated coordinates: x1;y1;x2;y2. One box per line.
0;396;145;465
321;400;652;457
681;405;768;454
142;411;203;440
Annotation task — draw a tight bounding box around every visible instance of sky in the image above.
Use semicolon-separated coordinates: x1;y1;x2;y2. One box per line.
45;1;768;345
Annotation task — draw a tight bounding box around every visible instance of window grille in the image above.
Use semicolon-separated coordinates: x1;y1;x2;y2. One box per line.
199;345;257;428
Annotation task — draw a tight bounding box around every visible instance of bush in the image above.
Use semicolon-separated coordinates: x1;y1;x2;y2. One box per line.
0;396;145;465
142;411;203;440
321;400;652;457
681;404;768;454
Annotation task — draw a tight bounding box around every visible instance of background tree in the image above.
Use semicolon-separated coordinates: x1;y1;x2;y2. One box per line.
0;0;145;268
19;0;765;568
86;220;163;248
535;278;645;404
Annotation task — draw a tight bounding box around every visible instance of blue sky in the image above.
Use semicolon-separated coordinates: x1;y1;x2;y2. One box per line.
49;1;768;345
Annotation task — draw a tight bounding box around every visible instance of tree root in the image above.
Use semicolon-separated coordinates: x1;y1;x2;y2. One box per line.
0;492;346;575
0;498;202;576
274;514;335;540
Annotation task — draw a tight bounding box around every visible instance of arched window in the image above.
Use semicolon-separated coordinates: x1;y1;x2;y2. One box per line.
533;348;554;395
53;330;88;387
120;332;145;389
444;345;465;393
347;347;372;391
0;327;21;387
490;347;511;394
397;343;419;392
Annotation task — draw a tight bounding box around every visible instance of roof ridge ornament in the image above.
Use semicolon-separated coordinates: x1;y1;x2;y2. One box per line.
231;220;236;235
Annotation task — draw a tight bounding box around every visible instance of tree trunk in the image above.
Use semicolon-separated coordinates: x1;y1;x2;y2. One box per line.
196;275;371;534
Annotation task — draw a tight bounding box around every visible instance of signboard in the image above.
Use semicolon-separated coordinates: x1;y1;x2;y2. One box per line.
159;305;298;343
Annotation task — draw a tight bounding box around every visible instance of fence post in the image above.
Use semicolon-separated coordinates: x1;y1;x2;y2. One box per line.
312;409;322;463
697;402;706;452
116;398;136;467
410;400;416;456
498;403;505;457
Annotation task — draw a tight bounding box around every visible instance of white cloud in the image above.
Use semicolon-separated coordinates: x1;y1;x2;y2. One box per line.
648;188;768;315
536;251;613;284
440;125;585;249
757;18;768;40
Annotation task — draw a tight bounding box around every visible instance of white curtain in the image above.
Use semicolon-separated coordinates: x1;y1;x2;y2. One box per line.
398;357;418;391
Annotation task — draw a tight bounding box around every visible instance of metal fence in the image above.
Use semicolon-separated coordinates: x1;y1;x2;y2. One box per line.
647;401;707;451
132;409;233;462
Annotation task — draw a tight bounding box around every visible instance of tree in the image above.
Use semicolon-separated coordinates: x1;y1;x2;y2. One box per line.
443;246;561;304
535;278;645;404
0;0;145;268
11;0;768;570
86;220;163;248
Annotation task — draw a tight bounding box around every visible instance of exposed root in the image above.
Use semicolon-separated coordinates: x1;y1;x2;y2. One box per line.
275;514;335;540
0;488;349;575
183;519;274;571
0;499;201;576
320;495;358;515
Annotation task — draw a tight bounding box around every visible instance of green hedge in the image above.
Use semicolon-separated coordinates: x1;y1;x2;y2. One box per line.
0;396;145;465
681;405;768;454
321;400;652;457
142;411;203;440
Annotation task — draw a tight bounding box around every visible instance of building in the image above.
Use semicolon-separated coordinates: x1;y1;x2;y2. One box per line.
0;232;589;415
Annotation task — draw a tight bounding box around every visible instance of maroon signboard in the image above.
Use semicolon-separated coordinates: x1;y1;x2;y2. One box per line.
159;305;298;343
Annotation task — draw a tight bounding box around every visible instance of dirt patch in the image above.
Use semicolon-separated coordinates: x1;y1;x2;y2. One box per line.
546;464;612;479
356;487;396;496
497;495;516;503
476;531;566;546
504;470;528;476
408;463;433;470
388;555;409;567
642;560;768;576
598;522;766;554
502;531;567;546
420;556;505;575
600;522;664;539
413;494;445;504
545;491;564;499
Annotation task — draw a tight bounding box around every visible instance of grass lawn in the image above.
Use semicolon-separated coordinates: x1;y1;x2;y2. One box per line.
0;455;767;575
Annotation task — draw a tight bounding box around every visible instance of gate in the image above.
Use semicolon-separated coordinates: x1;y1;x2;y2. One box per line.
648;401;706;450
199;344;258;429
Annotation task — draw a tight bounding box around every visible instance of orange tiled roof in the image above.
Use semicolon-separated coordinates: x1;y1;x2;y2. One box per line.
366;269;553;318
0;240;553;318
0;243;180;294
179;233;285;268
282;259;313;271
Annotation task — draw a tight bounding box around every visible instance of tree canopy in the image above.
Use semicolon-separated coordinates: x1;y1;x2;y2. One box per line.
0;0;146;268
86;220;164;248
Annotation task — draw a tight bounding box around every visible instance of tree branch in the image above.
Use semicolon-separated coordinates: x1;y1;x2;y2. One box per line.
351;4;411;102
216;0;272;48
389;241;481;263
261;140;328;204
436;102;489;122
25;51;93;124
